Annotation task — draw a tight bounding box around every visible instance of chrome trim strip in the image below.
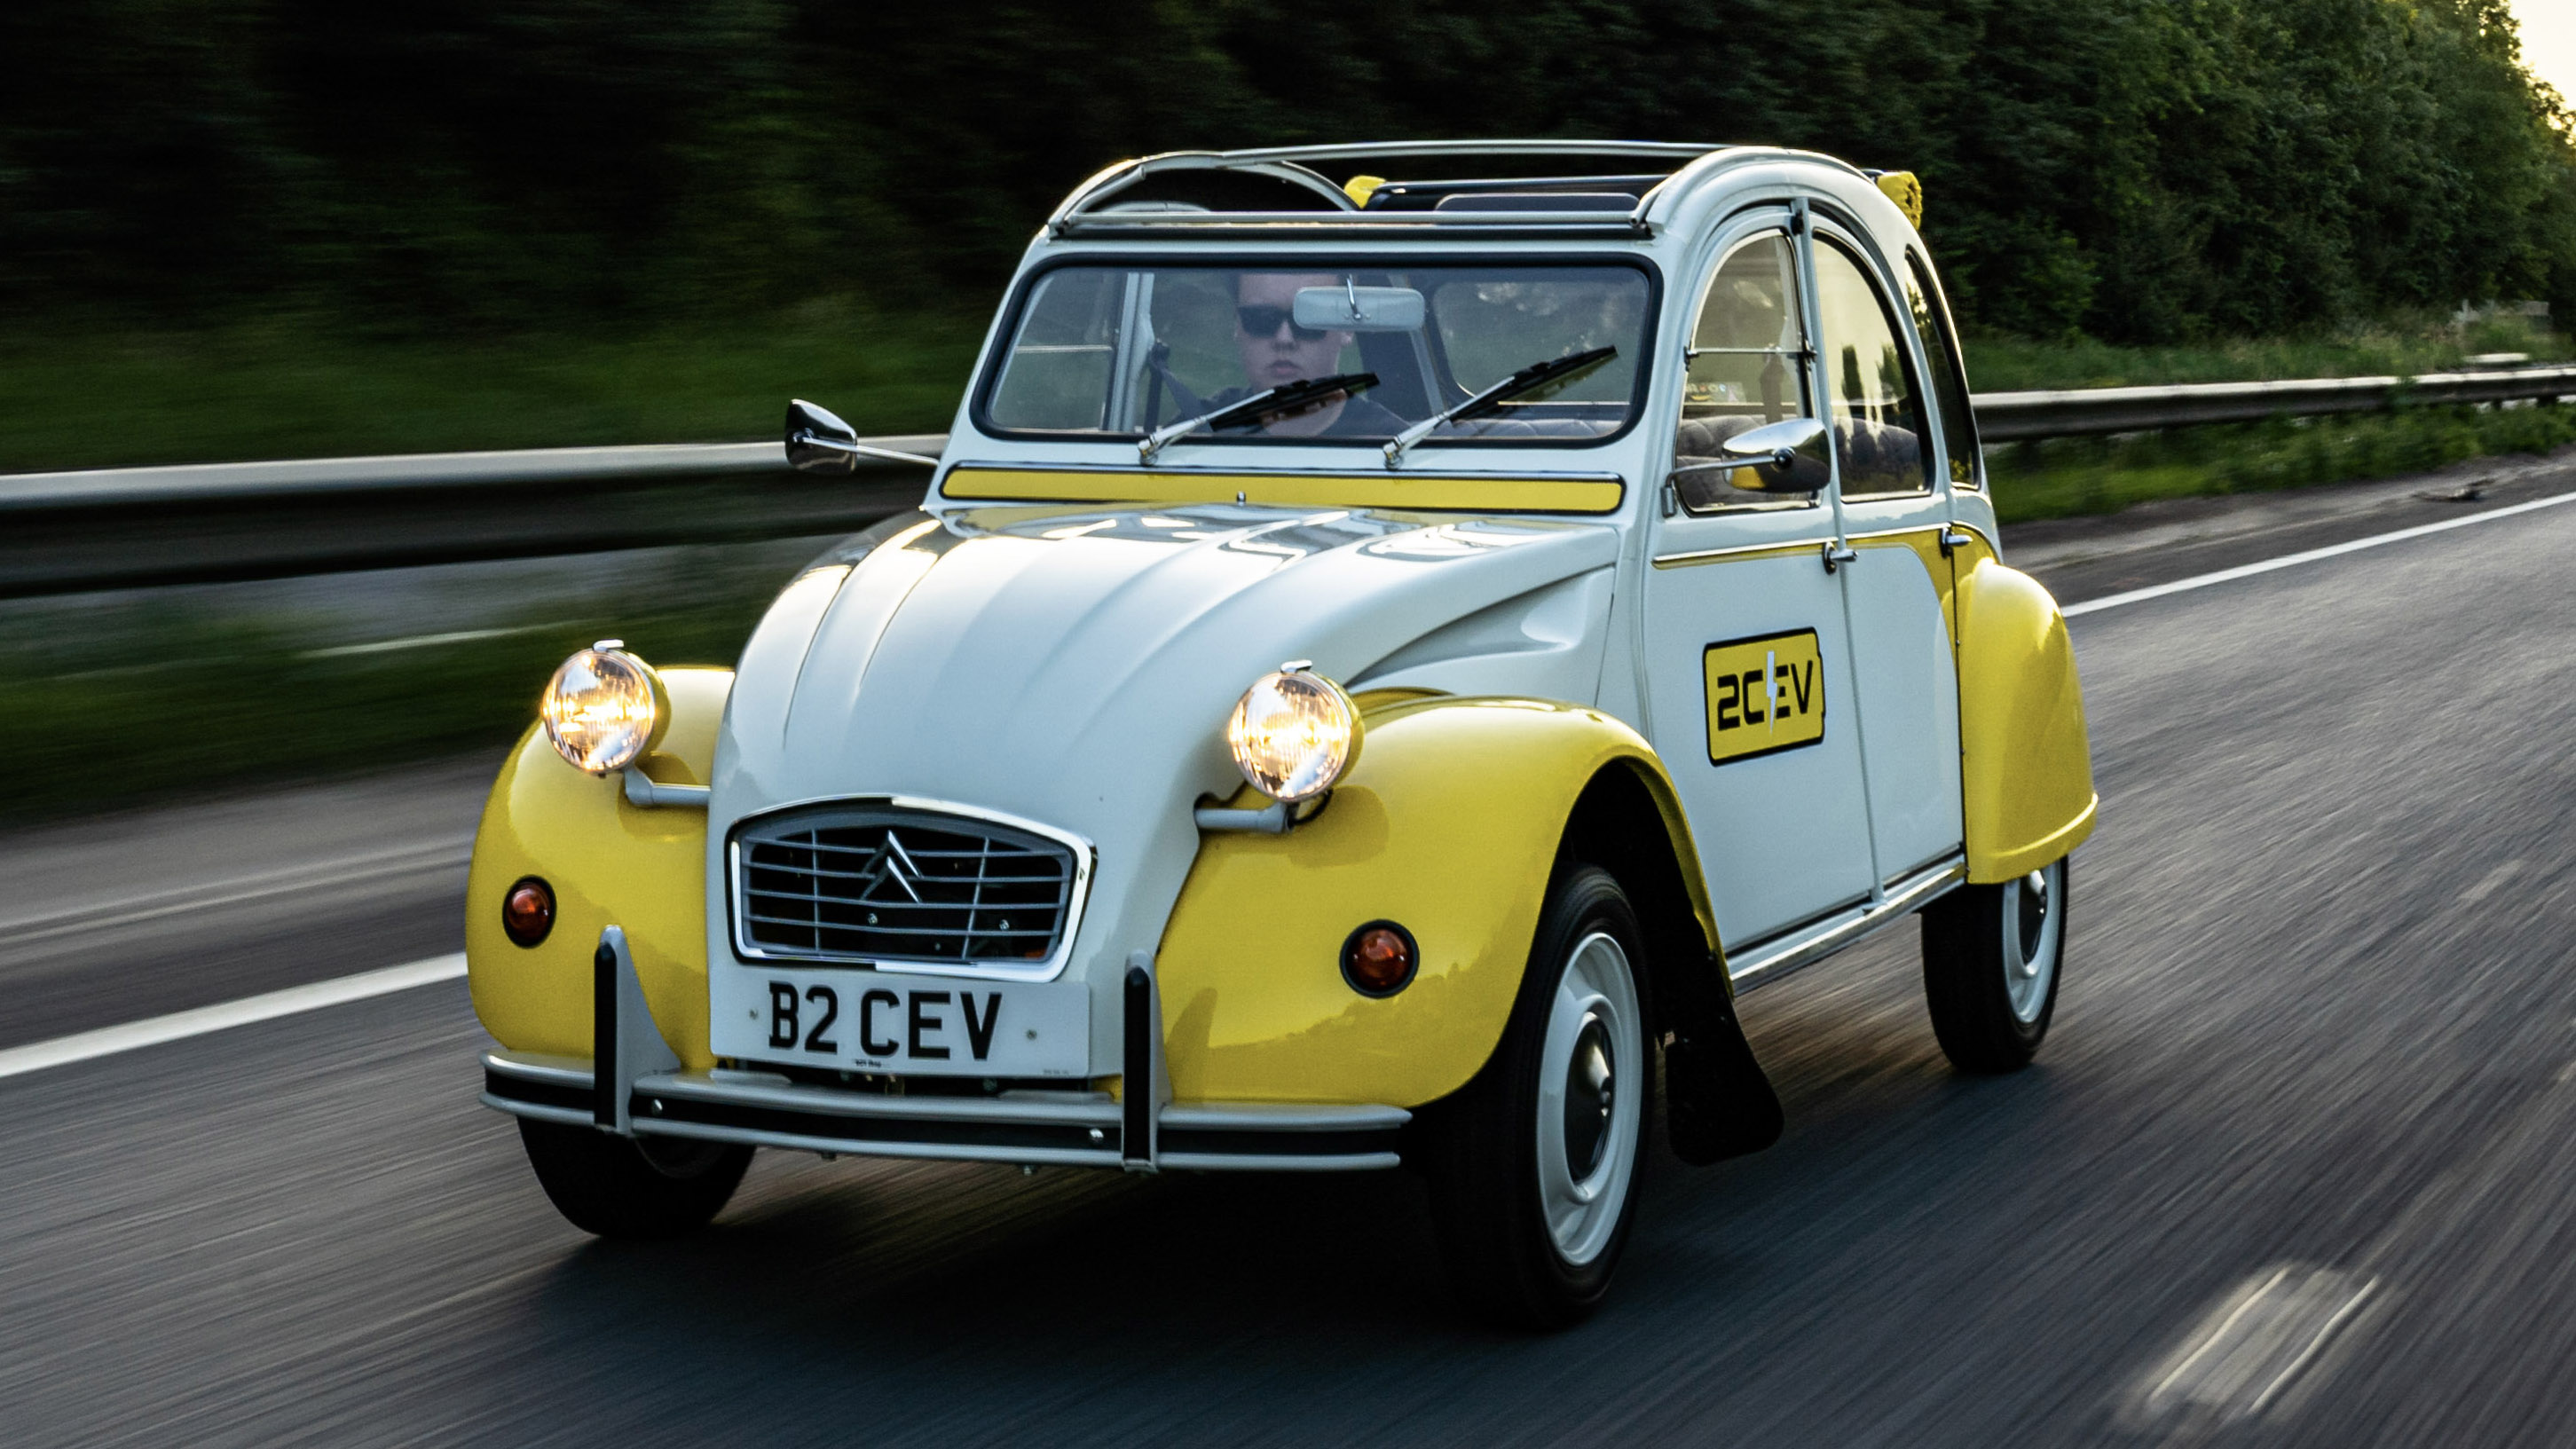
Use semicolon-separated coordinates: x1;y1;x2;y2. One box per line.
479;1093;592;1127
637;1072;1120;1126
1651;537;1829;568
634;1117;1130;1169
1160;1152;1404;1172
1729;854;1966;992
483;1055;1410;1171
1844;519;2002;558
484;1051;594;1088
725;793;1098;984
1210;139;1728;164
1160;1102;1411;1131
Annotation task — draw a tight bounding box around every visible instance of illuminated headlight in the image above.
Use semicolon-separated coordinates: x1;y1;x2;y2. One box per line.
540;639;667;774
1226;664;1361;803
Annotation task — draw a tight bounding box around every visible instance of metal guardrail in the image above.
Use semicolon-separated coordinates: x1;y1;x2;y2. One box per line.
0;437;942;598
1973;365;2576;440
5;368;2573;598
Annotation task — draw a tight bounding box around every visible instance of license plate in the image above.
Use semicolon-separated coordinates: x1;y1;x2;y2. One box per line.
1703;627;1826;764
721;968;1089;1078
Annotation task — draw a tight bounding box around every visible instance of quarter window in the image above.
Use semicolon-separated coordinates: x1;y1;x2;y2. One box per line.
1904;252;1982;490
1812;241;1934;499
1672;232;1815;512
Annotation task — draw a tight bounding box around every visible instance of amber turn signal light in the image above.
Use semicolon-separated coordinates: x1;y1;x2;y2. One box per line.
502;876;555;948
1341;920;1417;996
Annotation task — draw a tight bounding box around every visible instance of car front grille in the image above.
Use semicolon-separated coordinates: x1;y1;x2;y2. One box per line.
732;805;1080;967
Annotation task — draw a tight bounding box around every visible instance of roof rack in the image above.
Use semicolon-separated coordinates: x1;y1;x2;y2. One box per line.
1048;139;1733;240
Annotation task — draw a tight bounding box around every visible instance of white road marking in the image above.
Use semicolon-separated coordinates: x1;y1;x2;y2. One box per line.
2134;1264;2378;1426
0;954;467;1082
0;839;471;944
301;623;564;658
2064;488;2576;617
2462;859;2526;905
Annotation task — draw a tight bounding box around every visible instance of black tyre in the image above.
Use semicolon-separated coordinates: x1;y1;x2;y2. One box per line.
1921;855;2068;1073
1424;865;1649;1329
517;1120;752;1239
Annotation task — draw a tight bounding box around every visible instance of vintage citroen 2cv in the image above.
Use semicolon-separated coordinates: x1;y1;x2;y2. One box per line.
469;141;2096;1325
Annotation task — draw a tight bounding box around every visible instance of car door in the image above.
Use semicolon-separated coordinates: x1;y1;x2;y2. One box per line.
1641;212;1877;949
1809;222;1965;885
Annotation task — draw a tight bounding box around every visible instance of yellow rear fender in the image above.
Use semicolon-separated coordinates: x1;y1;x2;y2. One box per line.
1955;559;2098;882
1155;697;1720;1108
466;667;733;1069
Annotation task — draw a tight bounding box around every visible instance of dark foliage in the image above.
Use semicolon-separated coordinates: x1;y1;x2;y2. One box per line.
2;0;2570;343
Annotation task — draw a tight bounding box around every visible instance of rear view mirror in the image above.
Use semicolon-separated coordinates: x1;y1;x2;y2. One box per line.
785;398;861;473
1704;415;1832;493
1293;284;1426;333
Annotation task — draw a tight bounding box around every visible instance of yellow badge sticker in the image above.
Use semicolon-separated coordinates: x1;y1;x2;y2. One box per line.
1703;628;1825;764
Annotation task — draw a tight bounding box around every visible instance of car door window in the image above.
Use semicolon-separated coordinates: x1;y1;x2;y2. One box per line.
1812;241;1933;500
1904;251;1981;491
1673;232;1814;513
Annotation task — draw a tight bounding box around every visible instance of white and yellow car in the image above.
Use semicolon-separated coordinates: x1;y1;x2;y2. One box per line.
469;140;2094;1326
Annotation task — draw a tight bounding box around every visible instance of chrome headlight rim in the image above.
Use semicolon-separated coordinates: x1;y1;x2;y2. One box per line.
540;638;671;776
1225;662;1363;805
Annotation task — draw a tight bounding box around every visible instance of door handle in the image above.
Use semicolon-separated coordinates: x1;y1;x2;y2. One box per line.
1821;540;1857;573
1937;526;1973;556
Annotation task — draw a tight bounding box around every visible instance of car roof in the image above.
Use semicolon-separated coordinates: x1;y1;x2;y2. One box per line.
1046;140;1881;244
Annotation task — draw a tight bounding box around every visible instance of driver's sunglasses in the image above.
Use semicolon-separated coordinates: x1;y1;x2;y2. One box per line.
1236;304;1328;343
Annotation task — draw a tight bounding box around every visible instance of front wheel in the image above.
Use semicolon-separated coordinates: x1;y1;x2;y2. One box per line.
1921;855;2068;1073
518;1120;753;1238
1424;865;1648;1328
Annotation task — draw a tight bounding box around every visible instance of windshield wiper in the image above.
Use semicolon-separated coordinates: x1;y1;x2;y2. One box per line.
1381;345;1619;468
1137;371;1379;463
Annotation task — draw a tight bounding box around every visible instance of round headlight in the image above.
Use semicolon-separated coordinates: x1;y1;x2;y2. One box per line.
540;639;667;775
1226;665;1361;803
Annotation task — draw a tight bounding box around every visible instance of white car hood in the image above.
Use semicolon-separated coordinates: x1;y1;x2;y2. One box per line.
707;502;1619;1031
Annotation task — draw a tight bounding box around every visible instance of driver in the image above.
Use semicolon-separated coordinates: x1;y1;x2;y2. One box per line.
1218;272;1406;437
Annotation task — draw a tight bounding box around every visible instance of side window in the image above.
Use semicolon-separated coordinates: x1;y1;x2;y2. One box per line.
1904;252;1982;490
1673;232;1814;512
1812;240;1934;499
989;268;1121;430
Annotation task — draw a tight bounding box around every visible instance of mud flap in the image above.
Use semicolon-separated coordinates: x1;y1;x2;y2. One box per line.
1662;958;1783;1165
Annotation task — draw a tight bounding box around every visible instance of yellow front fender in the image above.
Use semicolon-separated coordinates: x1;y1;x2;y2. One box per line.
1155;697;1713;1108
465;667;732;1069
1956;559;2098;881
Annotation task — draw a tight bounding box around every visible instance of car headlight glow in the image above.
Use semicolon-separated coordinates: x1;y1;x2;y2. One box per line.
540;639;668;775
1226;665;1361;803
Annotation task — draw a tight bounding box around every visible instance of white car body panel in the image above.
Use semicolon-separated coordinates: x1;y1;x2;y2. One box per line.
700;147;2004;1075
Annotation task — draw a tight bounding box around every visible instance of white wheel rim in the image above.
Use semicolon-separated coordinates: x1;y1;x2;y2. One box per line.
1533;930;1644;1266
2002;861;2063;1023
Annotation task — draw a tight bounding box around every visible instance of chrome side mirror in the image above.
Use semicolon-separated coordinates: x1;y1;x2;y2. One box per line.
785;398;862;474
1716;416;1832;493
1671;415;1832;495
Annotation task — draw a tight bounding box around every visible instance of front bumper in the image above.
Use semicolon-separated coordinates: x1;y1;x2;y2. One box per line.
477;926;1406;1173
482;1052;1406;1171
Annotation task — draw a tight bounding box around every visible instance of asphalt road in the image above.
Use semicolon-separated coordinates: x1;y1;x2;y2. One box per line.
10;464;2576;1445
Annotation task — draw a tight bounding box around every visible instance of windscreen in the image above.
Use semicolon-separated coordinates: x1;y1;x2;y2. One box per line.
981;263;1651;445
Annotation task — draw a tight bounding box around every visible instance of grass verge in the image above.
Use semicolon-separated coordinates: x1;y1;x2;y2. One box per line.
1988;401;2576;524
1963;314;2569;392
0;308;986;473
0;569;782;825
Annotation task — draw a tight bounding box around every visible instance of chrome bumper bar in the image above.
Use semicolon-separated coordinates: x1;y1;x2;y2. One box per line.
480;1051;1407;1171
477;926;1406;1172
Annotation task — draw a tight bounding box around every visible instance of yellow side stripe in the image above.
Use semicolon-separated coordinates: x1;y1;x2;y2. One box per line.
941;468;1625;515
